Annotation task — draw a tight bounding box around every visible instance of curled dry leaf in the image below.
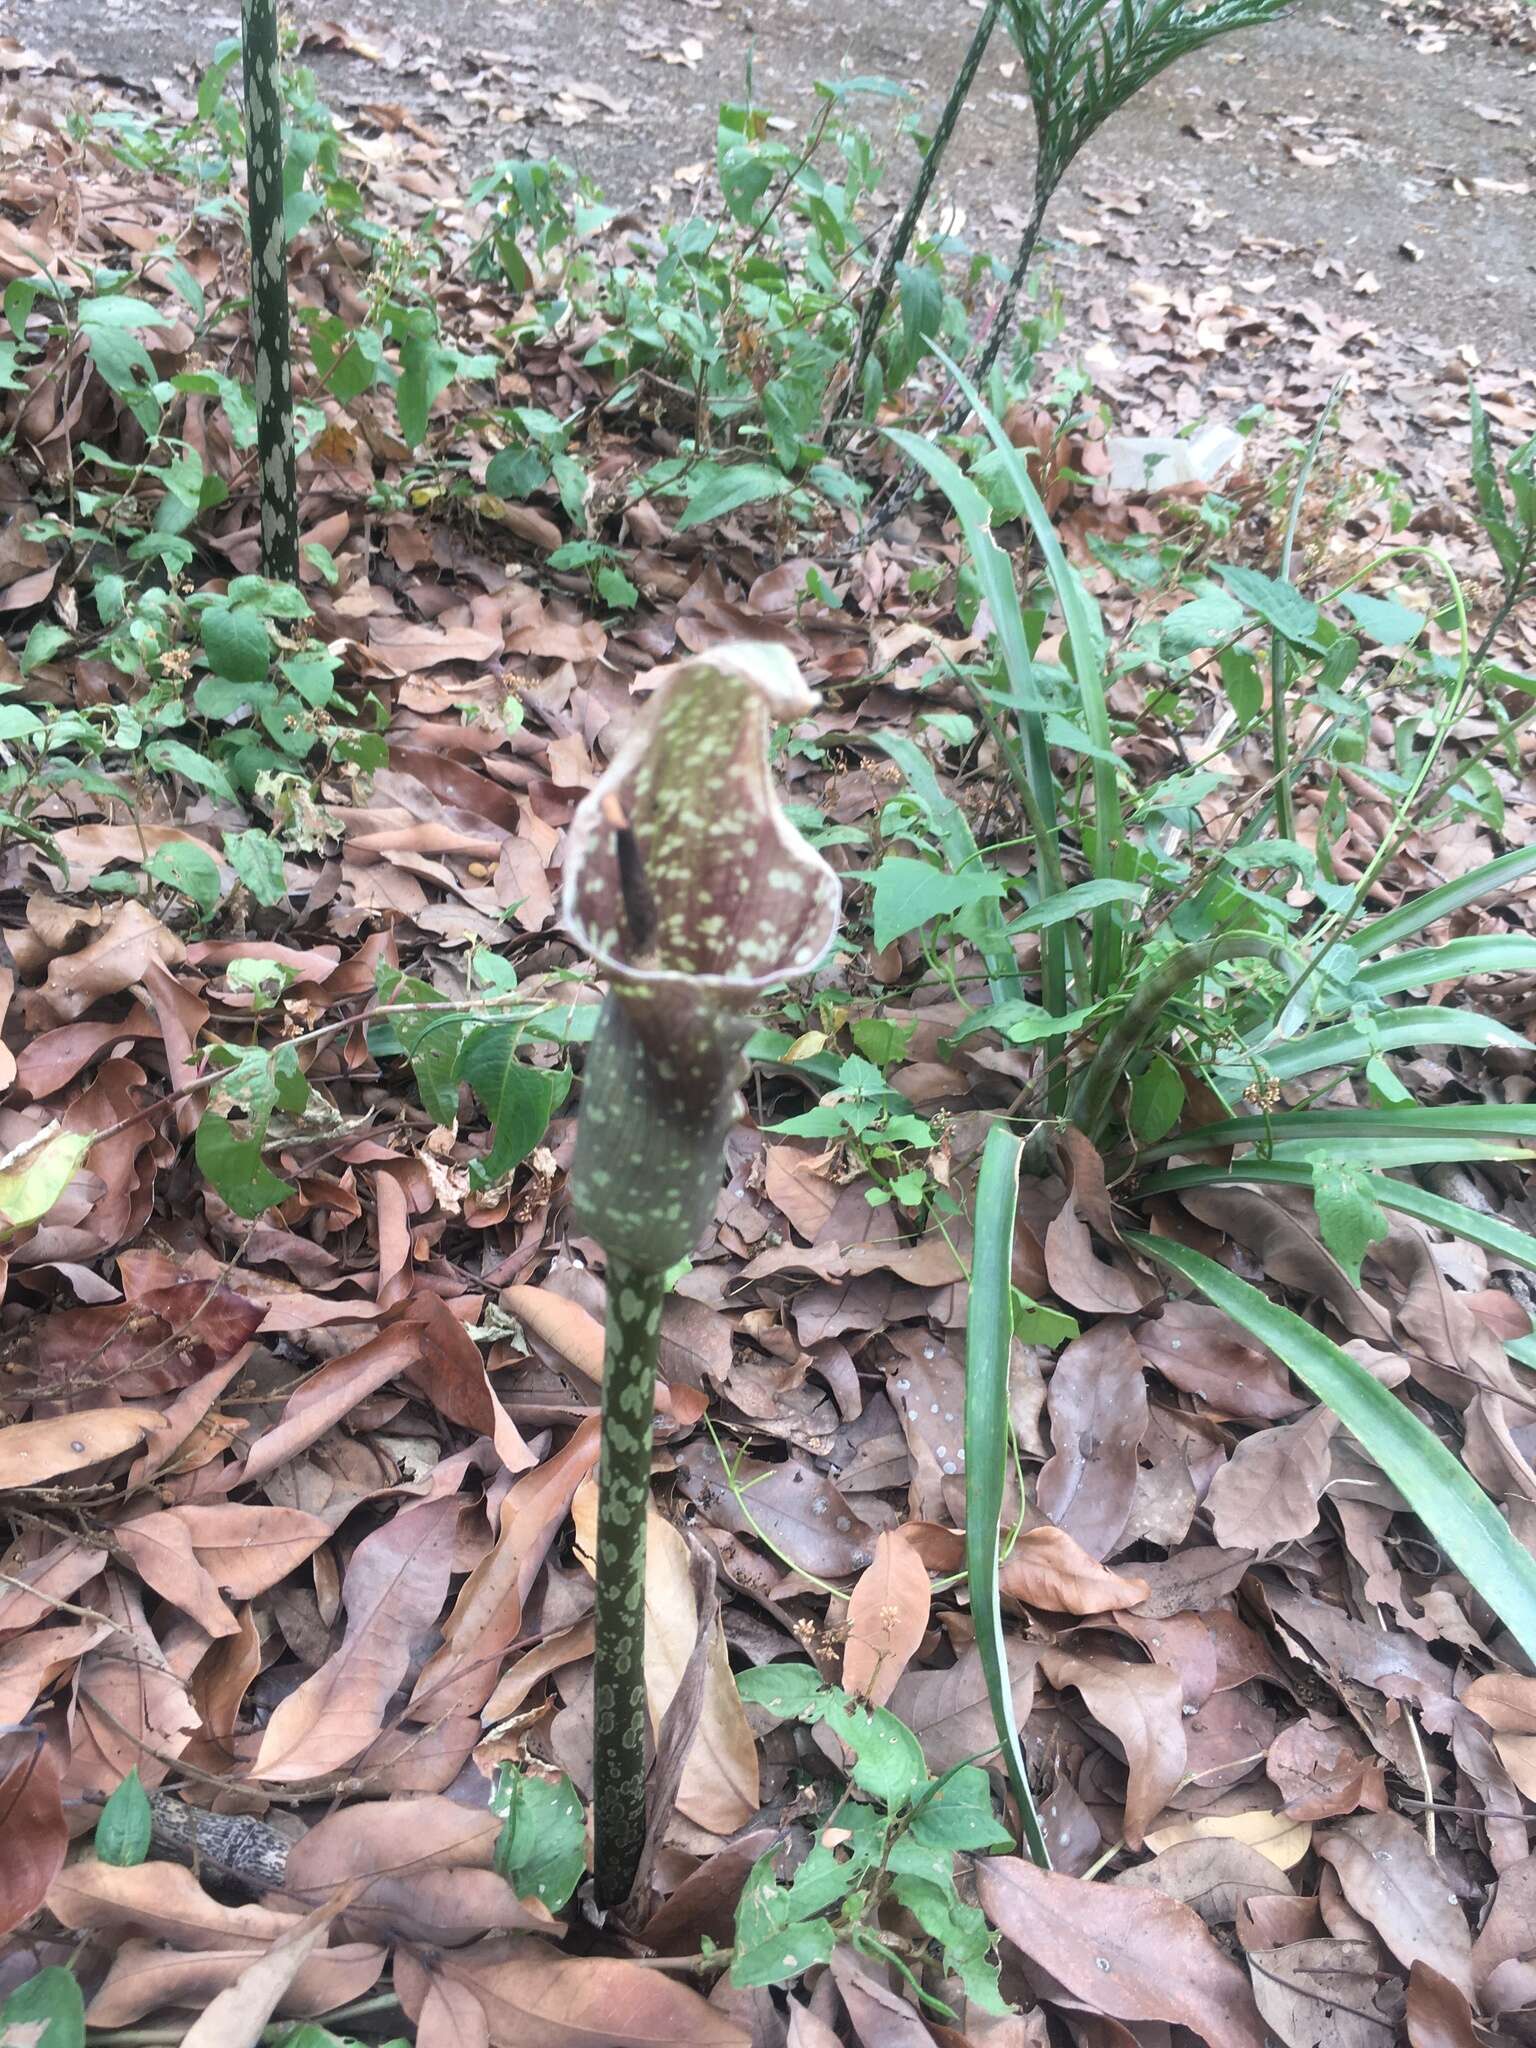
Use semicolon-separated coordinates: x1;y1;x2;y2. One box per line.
0;1405;167;1488
998;1523;1150;1613
39;898;186;1021
1040;1647;1186;1847
976;1856;1268;2048
841;1528;932;1707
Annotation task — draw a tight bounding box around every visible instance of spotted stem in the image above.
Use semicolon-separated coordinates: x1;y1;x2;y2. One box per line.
240;0;299;583
591;1258;668;1910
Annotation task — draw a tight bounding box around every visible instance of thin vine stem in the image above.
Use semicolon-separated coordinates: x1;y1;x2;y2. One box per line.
591;1258;669;1911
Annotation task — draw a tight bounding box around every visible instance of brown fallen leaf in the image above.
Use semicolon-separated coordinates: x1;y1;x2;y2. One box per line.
1034;1322;1147;1559
85;1941;386;2028
1203;1404;1337;1555
40;898;186;1021
394;1934;751;2045
284;1796;554;1945
1040;1647;1186;1847
1246;1937;1398;2047
48;1857;306;1950
998;1523;1150;1613
0;1405;167;1488
976;1856;1267;2047
842;1529;931;1707
1405;1959;1479;2048
1316;1812;1473;1998
0;1734;66;1937
251;1493;460;1783
1461;1672;1536;1799
179;1889;358;2048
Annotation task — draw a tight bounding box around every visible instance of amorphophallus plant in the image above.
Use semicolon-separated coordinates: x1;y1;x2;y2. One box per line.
564;642;840;1908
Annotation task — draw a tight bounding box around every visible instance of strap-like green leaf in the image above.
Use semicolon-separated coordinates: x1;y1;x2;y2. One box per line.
966;1124;1050;1866
1129;1231;1536;1664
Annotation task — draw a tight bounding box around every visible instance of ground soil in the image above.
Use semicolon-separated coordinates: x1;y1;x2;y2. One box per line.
10;0;1535;360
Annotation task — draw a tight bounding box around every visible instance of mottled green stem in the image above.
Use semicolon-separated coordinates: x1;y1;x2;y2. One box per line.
1072;936;1293;1142
592;1258;668;1910
839;0;1001;420
240;0;299;583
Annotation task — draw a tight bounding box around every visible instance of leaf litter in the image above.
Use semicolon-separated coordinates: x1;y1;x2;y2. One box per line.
0;18;1535;2048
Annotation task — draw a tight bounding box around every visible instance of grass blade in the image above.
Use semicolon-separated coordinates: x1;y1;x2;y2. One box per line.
881;426;1076;1037
1350;935;1536;999
1142;1160;1536;1277
1230;1007;1525;1090
1133;1103;1536;1165
1128;1231;1536;1664
927;344;1128;997
966;1123;1050;1867
1346;845;1536;961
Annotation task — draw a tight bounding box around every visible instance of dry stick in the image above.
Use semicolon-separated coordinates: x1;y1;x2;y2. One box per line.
838;0;1002;419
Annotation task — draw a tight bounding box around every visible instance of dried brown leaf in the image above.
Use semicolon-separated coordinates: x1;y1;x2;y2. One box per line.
0;1405;167;1487
976;1856;1267;2046
1204;1406;1337;1555
251;1493;460;1783
1035;1323;1147;1560
1040;1648;1186;1847
841;1529;931;1706
1316;1812;1472;1998
395;1934;751;2045
998;1524;1149;1613
1405;1960;1478;2048
0;1735;66;1936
